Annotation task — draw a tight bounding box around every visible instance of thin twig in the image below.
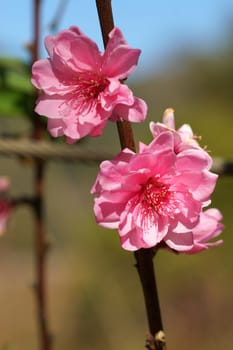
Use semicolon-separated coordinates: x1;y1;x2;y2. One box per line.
32;1;52;349
95;1;166;349
0;139;112;162
10;196;35;207
0;138;232;175
48;0;69;33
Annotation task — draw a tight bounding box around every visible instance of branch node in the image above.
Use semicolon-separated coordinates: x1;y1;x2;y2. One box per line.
31;282;39;292
145;333;156;350
146;331;166;350
155;330;166;346
44;240;52;253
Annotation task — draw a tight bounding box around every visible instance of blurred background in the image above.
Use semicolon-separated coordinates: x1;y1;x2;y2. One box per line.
0;0;232;349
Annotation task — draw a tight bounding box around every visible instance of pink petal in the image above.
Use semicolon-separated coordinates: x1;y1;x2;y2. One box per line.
110;97;147;122
119;206;146;250
64;116;106;141
88;119;108;137
149;122;170;138
177;124;194;140
135;208;168;246
186;240;223;254
101;84;134;111
204;208;223;221
69;26;83;35
31;59;74;95
122;172;148;191
192;209;224;242
174;170;218;202
47;27;102;72
176;148;212;171
103;28;141;79
190;170;218;202
45;27;83;57
106;27;127;51
174;190;201;227
45;35;56;57
139;142;149;153
120;228;144;251
164;230;194;251
94;195;127;228
148;131;174;154
70;36;102;72
119;207;135;237
47;118;65;137
35;94;66;118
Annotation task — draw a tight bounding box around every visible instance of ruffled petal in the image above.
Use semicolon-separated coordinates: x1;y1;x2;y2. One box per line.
164;230;194;251
47;118;65;137
35;93;66;118
120;228;144;251
176;148;212;171
109;97;147;122
45;26;83;57
93;193;130;228
101;84;134;111
70;36;102;71
102;28;141;79
31;59;74;95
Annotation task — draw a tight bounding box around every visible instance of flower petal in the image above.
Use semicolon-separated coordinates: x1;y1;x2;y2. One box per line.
70;36;102;71
176;148;212;171
110;97;147;122
103;27;141;79
47;118;65;137
31;59;74;95
164;230;194;251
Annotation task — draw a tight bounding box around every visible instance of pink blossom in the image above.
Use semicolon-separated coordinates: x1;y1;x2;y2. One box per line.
91;131;221;251
0;177;10;235
150;108;201;153
31;26;147;143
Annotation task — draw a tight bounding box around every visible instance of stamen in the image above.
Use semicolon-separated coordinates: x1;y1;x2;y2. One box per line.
59;71;109;116
73;71;108;102
138;177;181;218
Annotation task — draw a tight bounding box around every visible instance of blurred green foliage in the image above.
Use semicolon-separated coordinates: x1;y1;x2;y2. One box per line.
0;57;33;118
0;35;232;350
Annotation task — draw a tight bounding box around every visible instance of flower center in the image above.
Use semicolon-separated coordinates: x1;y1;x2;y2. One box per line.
140;177;170;215
74;71;108;102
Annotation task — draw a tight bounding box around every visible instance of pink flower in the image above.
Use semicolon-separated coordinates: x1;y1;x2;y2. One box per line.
0;177;10;235
31;26;147;143
91;131;220;251
150;108;201;153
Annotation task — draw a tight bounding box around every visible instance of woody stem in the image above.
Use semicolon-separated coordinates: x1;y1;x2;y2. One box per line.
95;1;166;349
32;1;52;349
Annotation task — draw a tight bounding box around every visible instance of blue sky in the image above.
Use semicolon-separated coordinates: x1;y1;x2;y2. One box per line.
1;0;233;77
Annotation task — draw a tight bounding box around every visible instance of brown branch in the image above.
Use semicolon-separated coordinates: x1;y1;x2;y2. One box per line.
95;1;166;349
32;1;52;350
0;139;112;162
11;196;35;208
0;139;232;175
211;157;233;176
